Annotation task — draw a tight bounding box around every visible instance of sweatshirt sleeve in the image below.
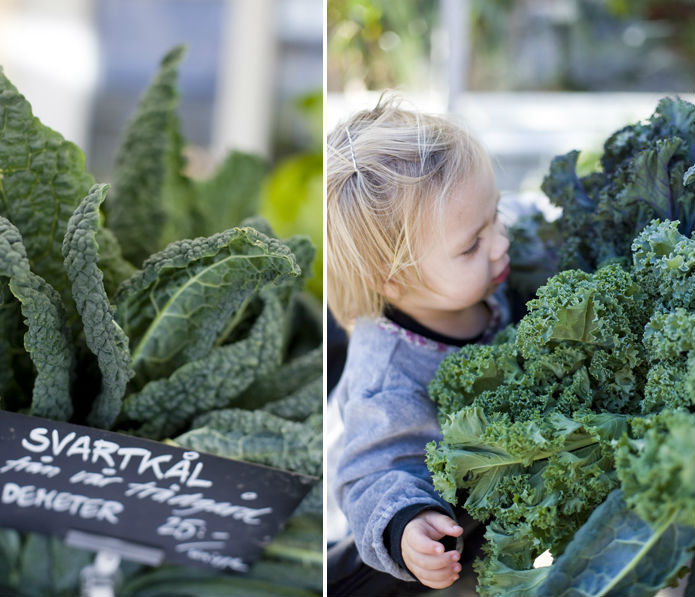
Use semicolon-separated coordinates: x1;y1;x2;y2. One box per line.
333;386;456;581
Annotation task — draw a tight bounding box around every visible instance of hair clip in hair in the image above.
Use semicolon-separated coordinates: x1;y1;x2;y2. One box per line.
345;127;359;172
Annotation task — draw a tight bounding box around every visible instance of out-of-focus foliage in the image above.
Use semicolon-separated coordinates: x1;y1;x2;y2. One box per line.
468;0;694;91
260;91;323;299
327;0;694;92
327;0;437;91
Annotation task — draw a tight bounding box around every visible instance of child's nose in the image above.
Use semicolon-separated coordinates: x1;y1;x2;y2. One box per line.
491;223;509;261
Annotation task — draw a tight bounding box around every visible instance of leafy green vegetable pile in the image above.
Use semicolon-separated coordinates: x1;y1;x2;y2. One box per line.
426;98;695;597
0;46;322;596
541;96;694;273
506;96;694;317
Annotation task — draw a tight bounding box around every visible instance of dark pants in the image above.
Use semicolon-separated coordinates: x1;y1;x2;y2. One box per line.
327;536;430;597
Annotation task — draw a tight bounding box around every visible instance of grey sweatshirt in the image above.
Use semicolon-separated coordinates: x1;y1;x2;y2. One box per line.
330;292;509;580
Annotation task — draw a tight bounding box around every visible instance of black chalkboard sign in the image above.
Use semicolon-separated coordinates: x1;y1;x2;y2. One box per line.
0;411;317;573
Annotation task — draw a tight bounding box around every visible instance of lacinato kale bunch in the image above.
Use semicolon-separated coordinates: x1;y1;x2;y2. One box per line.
426;220;694;597
0;47;322;596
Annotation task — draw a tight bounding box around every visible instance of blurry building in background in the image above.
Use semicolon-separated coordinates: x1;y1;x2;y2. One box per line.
0;0;322;179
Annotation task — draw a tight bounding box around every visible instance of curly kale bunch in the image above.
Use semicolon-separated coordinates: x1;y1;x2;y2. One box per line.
426;220;694;597
540;97;694;273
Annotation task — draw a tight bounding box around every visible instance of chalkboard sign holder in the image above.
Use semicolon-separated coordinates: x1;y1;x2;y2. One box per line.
0;410;317;574
66;529;164;565
79;549;122;597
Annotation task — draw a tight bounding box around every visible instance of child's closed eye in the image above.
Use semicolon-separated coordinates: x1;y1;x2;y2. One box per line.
462;237;480;255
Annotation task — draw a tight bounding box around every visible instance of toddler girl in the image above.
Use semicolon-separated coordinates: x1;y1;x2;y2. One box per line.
327;94;510;594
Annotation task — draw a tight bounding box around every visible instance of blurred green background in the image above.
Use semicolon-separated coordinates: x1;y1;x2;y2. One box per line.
0;0;323;298
327;0;694;224
328;0;693;93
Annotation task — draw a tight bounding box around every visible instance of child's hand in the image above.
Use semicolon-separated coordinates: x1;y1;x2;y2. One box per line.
401;510;464;589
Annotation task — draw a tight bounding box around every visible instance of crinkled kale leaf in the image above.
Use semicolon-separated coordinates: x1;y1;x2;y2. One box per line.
62;183;134;428
0;217;74;420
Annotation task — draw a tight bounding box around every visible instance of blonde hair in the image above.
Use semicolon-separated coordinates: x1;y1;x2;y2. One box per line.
327;93;492;329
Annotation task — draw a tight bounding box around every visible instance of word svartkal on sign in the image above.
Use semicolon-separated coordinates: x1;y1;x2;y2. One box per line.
0;411;316;573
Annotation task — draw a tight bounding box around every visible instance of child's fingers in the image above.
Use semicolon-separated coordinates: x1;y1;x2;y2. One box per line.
407;555;462;589
401;511;464;589
404;548;459;571
404;527;450;555
419;511;464;539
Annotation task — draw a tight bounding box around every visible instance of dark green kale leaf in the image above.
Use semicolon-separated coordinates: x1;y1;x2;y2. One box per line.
541;97;694;272
0;217;73;420
122;287;286;439
536;490;694;597
0;65;94;309
62;183;134;428
115;226;300;386
106;45;188;265
177;408;322;477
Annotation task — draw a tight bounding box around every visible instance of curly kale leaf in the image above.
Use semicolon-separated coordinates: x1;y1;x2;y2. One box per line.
535;490;695;597
642;359;695;414
514;265;646;413
428;342;522;422
517;265;645;358
425;407;625;508
115;226;300;386
472;443;621;595
0;217;73;420
106;45;188;265
643;308;694;362
62;184;134;428
632;219;694;312
0;66;95;309
428;219;695;597
684;164;695;186
616;410;695;528
640;308;695;413
607;136;692;248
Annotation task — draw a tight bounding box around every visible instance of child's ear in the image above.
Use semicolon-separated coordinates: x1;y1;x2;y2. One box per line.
383;278;401;302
